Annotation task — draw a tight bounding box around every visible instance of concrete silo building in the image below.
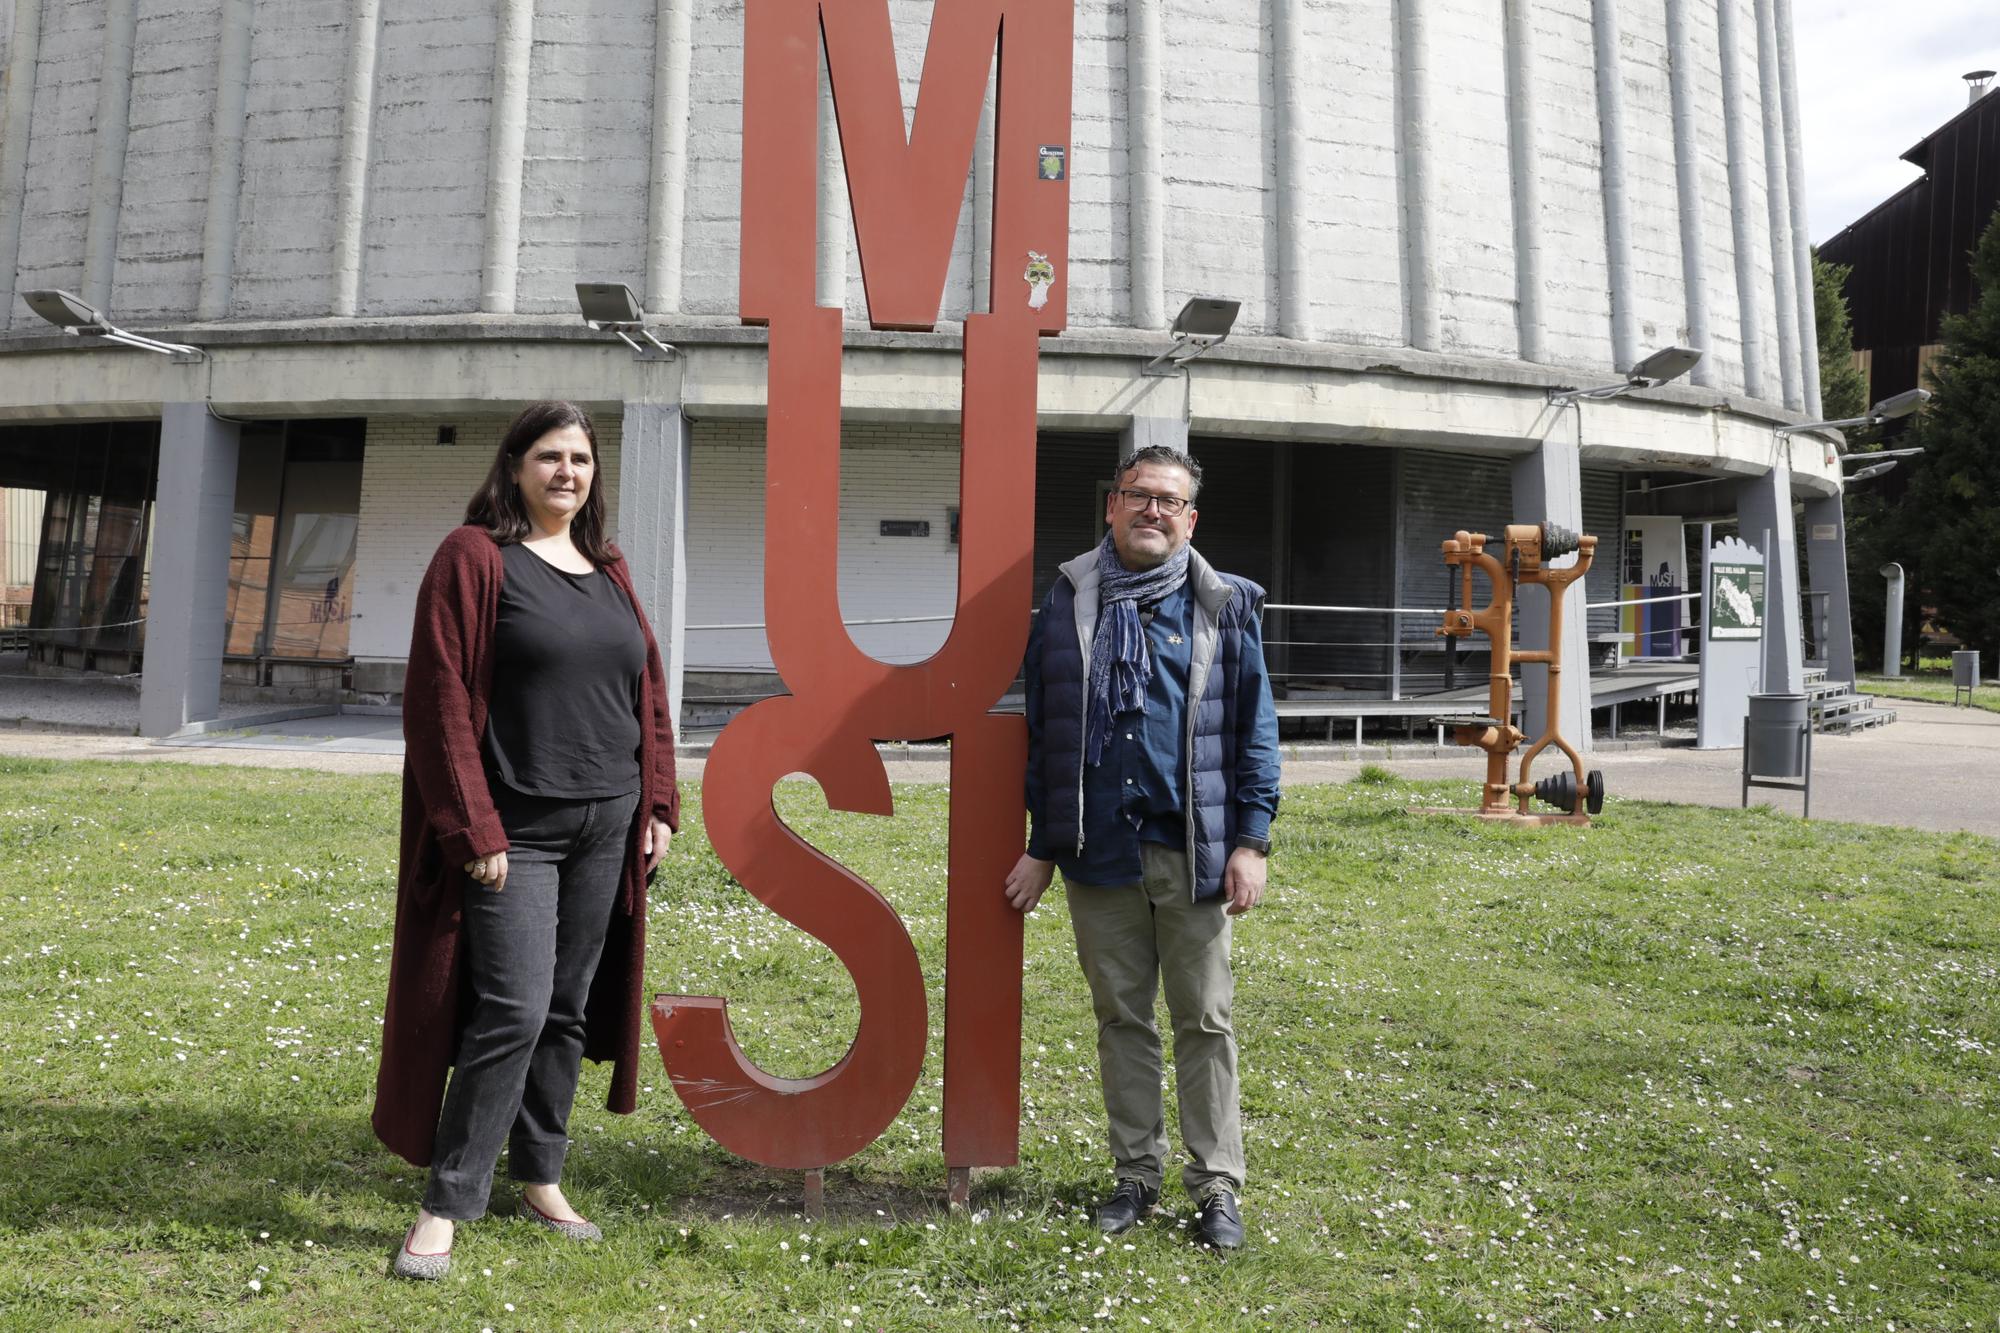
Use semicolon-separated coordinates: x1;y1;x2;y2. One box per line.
0;0;1846;741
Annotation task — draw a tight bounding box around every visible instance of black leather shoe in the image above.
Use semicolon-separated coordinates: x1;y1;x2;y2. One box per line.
1196;1186;1244;1250
1096;1178;1159;1235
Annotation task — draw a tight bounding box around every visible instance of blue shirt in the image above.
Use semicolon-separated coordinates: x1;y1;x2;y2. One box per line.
1121;584;1192;851
1025;549;1280;901
1030;584;1207;886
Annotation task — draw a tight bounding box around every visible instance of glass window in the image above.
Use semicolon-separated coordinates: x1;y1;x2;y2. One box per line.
223;420;363;661
225;510;278;657
225;428;284;657
268;511;359;659
6;416;362;668
19;423;159;656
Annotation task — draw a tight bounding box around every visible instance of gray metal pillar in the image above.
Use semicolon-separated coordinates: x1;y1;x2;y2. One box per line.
1801;492;1855;685
140;403;239;737
1736;465;1804;693
618;400;692;732
1511;437;1592;751
1118;413;1187;462
1267;442;1293;682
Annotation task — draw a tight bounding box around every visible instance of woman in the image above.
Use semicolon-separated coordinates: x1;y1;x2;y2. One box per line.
372;401;679;1280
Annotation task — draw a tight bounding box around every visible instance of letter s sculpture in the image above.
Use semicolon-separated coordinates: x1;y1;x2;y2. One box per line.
652;0;1074;1187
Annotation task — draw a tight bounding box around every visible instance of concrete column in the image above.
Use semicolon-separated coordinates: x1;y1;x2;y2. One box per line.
480;0;535;314
1773;0;1820;415
1502;0;1545;365
1735;465;1803;693
816;48;849;312
331;0;383;316
196;0;256;320
1753;0;1803;409
1591;0;1641;373
971;75;996;314
1665;0;1716;388
0;0;45;328
140;404;240;738
1801;492;1855;685
1119;413;1187;462
618;401;692;732
645;0;694;314
1717;0;1769;400
1511;437;1592;751
1271;0;1312;341
1125;0;1166;330
1394;0;1439;352
83;0;140;310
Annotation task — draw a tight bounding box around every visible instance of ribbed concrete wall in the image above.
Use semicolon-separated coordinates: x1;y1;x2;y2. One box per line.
0;0;1817;409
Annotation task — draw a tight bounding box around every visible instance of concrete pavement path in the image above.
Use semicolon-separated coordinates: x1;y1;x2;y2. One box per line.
1274;698;1996;838
1588;699;1994;837
1;698;1991;839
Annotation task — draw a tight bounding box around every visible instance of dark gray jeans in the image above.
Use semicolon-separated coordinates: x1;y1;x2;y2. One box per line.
423;785;639;1221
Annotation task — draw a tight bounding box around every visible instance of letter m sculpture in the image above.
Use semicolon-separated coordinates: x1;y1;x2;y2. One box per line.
652;0;1074;1199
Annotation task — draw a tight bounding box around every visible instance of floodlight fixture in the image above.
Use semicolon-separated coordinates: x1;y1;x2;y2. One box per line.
1836;446;1924;462
1141;297;1241;377
1775;387;1931;439
22;288;203;361
1774;386;1932;465
1845;459;1900;483
575;281;677;361
1548;346;1703;404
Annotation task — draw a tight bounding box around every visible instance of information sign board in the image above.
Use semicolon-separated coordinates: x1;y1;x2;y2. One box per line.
1708;560;1765;641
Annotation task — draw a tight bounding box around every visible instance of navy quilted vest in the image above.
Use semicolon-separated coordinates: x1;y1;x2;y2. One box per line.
1038;550;1264;901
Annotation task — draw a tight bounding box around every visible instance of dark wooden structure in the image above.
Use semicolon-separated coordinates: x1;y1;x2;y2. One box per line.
1819;86;2000;405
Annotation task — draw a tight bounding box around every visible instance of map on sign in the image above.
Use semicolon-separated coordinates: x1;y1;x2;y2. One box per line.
1708;561;1764;640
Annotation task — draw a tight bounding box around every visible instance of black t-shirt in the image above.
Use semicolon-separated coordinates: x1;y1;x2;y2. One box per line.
483;542;645;799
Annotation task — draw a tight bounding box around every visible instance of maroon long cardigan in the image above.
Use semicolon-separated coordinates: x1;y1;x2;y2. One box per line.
371;525;680;1167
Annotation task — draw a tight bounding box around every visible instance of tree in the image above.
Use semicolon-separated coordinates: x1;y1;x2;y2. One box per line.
1901;212;2000;673
1813;250;1869;422
1819;250;1912;668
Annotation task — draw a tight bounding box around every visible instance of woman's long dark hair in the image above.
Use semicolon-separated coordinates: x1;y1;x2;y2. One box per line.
465;401;618;566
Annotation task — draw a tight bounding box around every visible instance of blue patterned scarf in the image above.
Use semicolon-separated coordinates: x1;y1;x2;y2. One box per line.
1085;534;1191;766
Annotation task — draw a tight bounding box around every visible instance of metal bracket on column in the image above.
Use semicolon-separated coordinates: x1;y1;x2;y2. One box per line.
592;322;678;361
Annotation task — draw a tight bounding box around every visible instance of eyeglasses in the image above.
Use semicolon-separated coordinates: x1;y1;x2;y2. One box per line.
1113;489;1192;517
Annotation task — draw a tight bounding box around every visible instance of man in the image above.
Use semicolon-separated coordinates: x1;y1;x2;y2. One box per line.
1004;444;1280;1251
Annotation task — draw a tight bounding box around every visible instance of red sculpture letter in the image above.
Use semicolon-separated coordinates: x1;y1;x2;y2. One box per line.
653;0;1073;1172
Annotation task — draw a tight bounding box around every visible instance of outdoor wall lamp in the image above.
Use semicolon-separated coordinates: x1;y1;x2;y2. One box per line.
1880;563;1905;678
23;288;204;362
1140;297;1240;377
1548;346;1703;405
1774;387;1930;467
575;281;678;361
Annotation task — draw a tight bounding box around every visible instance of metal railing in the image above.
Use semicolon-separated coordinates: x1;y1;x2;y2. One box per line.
681;594;1700;705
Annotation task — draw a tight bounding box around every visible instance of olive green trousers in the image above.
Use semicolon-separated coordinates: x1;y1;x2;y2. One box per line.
1065;842;1245;1199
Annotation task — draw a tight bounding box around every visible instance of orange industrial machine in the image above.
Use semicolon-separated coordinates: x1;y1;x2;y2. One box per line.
1432;523;1605;826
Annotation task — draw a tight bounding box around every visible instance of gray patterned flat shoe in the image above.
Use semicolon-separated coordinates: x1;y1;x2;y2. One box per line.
521;1196;602;1242
389;1226;452;1280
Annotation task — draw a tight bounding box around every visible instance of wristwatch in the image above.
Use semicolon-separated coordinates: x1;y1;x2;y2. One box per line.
1234;834;1270;855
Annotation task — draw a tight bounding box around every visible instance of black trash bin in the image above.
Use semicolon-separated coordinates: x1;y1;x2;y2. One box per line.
1953;650;1981;706
1743;692;1812;817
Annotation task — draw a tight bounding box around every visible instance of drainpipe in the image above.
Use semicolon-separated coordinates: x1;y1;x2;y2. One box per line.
1879;563;1904;677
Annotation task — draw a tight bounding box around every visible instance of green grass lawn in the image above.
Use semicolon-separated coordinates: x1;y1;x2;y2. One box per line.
1857;672;2000;715
2;760;1997;1330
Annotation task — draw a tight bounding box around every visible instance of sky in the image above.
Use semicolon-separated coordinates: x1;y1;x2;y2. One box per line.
1791;0;1998;244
